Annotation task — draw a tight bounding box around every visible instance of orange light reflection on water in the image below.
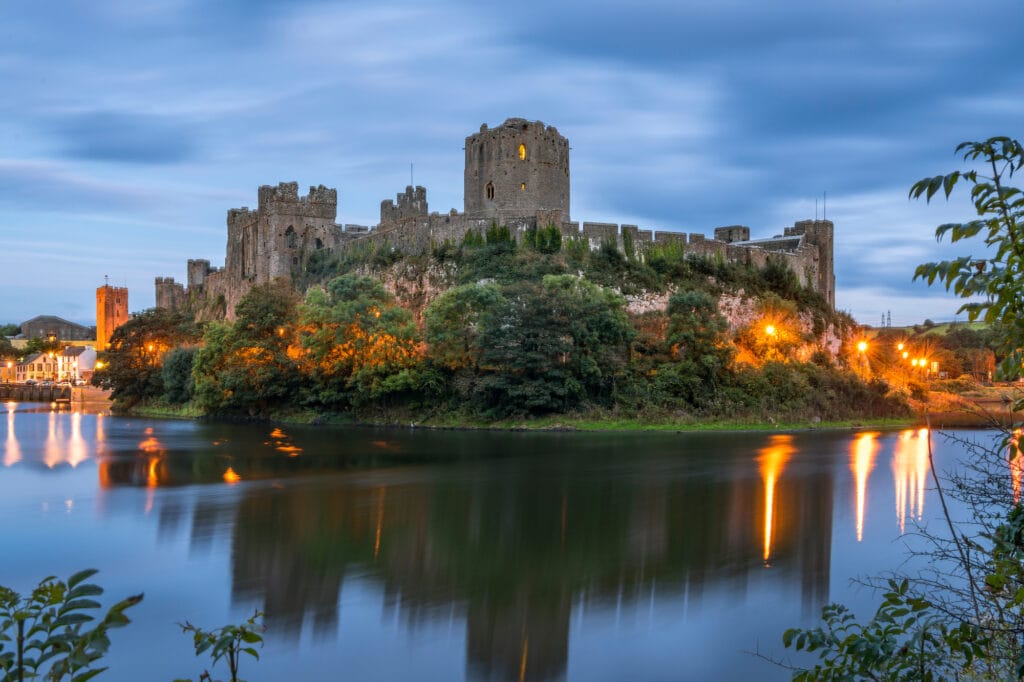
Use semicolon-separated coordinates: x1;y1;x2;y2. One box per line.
892;429;929;533
850;432;880;542
67;412;87;468
4;402;20;467
758;434;795;564
44;411;62;469
223;467;241;484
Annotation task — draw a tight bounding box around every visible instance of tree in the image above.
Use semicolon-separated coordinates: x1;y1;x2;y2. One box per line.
92;308;201;406
475;276;634;416
0;336;15;360
298;274;424;408
162;346;198;404
191;280;301;416
911;136;1024;384
424;283;506;371
655;290;733;409
0;323;19;337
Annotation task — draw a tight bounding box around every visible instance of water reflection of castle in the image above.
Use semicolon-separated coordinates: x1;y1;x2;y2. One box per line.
150;438;842;682
0;411;950;682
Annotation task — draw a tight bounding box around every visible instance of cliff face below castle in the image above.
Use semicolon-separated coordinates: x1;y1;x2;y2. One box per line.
345;254;849;365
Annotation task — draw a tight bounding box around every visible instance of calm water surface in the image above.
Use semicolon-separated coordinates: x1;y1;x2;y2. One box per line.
0;402;1003;681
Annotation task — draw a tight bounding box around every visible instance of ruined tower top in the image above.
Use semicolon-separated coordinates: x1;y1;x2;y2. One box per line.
464;118;570;224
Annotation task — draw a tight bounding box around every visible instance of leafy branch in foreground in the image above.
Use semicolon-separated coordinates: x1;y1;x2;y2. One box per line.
0;569;142;682
910;136;1024;386
783;578;987;681
176;611;264;682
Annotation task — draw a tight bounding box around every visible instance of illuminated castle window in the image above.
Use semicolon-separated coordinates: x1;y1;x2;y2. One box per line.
520;183;526;190
485;182;495;200
518;143;526;160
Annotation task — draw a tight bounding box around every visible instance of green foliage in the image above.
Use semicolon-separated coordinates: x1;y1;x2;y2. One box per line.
0;570;142;682
24;337;62;357
0;324;19;337
191;281;301;416
161;347;197;404
92;308;202;407
653;290;734;410
176;611;264;682
474;276;634;417
523;225;562;254
0;337;15;361
911;136;1024;383
298;274;423;408
423;283;505;372
783;579;986;681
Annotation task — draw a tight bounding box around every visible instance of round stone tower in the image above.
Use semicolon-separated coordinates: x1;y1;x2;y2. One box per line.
464;118;570;223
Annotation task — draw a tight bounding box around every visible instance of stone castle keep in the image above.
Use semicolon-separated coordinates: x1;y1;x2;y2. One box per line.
156;118;834;317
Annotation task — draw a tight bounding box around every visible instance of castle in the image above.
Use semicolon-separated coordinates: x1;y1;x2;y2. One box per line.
156;118;834;317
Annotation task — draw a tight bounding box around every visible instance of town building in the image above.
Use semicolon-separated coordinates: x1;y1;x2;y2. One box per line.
20;315;95;342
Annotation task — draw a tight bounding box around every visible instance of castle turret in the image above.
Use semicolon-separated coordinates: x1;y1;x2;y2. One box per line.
464;118;570;224
254;182;340;282
792;219;835;308
380;185;428;225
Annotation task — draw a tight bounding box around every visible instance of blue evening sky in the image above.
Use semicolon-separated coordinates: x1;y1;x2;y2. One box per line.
1;0;1021;327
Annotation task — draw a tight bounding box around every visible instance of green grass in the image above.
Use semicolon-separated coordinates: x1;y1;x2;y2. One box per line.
122;400;915;432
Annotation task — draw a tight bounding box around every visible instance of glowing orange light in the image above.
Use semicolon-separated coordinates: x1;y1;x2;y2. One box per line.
911;358;919;367
892;428;929;533
223;467;241;484
147;457;160;488
897;342;905;351
850;432;879;541
758;434;795;563
902;351;909;360
764;324;776;337
857;341;868;353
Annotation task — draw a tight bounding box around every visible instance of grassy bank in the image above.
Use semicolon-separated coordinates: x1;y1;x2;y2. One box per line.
121;399;919;433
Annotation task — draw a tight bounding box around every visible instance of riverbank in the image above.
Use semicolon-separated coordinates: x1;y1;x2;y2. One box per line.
121;385;1023;433
125;401;919;433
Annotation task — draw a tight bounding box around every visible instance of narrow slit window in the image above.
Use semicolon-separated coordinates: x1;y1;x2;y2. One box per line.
520;182;526;190
485;182;495;200
518;143;526;160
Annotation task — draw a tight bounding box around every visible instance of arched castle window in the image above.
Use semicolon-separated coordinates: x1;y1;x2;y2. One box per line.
518;143;526;160
520;182;526;191
485;182;495;201
285;225;297;249
315;238;323;250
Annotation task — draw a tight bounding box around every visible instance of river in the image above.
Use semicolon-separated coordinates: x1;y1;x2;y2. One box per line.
0;402;1008;681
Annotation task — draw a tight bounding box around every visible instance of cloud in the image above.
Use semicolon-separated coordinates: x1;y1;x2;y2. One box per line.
49;111;197;164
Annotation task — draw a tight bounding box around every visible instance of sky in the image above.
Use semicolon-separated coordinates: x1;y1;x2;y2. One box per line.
2;0;1022;328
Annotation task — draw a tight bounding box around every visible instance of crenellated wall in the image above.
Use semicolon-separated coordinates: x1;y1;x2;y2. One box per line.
155;119;835;319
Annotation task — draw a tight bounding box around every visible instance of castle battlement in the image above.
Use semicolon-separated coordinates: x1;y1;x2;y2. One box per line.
156;118;835;319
